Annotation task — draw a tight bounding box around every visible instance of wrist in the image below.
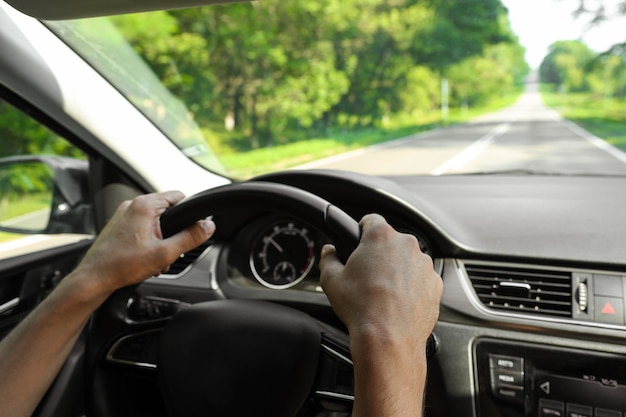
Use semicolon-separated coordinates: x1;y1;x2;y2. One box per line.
58;266;117;309
349;326;428;417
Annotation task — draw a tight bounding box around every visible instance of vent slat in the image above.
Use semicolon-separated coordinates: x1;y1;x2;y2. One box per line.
466;263;572;318
471;280;571;290
478;295;571;306
473;284;571;296
161;240;211;276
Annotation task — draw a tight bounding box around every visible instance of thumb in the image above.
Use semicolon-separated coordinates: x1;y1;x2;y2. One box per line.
319;244;343;287
165;219;216;256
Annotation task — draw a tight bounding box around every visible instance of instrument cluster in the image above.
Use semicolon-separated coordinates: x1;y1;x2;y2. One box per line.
223;214;440;293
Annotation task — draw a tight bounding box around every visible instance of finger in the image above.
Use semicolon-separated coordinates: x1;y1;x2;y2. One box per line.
357;213;396;249
165;219;216;256
159;190;186;205
319;244;338;269
359;213;386;229
319;244;344;287
152;190;186;215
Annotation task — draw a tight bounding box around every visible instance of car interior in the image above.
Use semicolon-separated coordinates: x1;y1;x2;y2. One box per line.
1;0;626;416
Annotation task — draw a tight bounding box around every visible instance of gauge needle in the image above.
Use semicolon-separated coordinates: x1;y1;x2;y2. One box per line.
267;237;284;253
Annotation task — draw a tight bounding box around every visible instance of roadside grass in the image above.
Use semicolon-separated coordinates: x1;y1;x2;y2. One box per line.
1;194;51;221
541;91;626;152
0;232;21;244
220;92;523;179
0;195;51;245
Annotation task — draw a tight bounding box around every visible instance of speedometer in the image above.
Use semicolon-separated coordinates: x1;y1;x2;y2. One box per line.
250;220;316;289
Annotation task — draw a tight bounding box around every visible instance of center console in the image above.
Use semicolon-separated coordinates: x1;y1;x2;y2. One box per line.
474;340;626;416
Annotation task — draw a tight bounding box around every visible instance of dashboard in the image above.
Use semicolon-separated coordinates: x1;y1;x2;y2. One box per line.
102;169;626;417
223;213;441;293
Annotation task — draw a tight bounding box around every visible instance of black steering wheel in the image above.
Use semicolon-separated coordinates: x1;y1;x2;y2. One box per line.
157;181;361;417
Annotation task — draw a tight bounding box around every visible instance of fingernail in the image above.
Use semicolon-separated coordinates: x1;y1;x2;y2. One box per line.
201;219;216;234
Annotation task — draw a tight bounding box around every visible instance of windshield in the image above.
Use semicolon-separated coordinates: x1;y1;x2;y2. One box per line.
46;0;626;180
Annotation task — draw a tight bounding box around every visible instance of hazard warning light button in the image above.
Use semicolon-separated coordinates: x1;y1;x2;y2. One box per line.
594;296;624;325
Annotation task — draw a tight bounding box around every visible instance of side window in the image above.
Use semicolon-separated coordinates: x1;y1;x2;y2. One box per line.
0;98;93;259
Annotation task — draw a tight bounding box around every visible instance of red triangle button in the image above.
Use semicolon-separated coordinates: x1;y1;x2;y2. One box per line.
601;302;617;315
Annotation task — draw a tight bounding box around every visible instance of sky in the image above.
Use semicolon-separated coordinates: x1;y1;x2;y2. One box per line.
501;0;626;68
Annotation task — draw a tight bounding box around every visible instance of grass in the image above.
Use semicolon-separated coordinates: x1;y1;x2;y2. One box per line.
541;90;626;152
0;232;21;244
0;194;51;245
0;194;51;222
219;92;523;179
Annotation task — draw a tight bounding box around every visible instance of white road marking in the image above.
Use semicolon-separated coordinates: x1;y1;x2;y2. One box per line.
555;114;626;165
431;123;512;175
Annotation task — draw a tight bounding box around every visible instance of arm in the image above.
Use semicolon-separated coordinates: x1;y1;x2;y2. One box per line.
319;214;442;417
0;191;215;417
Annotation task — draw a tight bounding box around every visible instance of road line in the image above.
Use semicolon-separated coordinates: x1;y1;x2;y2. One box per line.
556;116;626;165
431;123;511;176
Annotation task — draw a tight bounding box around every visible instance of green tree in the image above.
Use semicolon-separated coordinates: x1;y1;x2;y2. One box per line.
0;100;80;158
540;41;595;92
108;0;527;147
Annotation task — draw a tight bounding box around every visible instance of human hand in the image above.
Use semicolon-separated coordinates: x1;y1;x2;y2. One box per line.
319;213;442;351
75;191;215;294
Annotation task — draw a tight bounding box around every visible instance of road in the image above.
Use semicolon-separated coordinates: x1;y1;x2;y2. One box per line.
3;84;626;259
298;83;626;176
2;208;50;231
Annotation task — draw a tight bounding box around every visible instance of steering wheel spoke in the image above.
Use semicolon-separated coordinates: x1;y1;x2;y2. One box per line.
312;335;354;413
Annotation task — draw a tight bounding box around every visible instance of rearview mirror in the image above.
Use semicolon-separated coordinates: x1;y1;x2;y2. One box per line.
0;156;94;235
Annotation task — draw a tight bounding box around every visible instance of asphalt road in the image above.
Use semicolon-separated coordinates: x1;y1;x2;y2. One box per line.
1;208;50;231
298;83;626;177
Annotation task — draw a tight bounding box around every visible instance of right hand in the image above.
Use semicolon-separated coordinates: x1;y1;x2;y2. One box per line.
319;213;442;350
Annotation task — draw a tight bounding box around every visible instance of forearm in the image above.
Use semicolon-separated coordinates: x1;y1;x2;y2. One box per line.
350;328;427;417
0;268;111;417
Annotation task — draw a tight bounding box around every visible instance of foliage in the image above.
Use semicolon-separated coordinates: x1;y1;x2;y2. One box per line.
110;0;527;153
222;89;523;179
539;41;596;92
0;101;82;159
540;39;626;99
4;1;528;173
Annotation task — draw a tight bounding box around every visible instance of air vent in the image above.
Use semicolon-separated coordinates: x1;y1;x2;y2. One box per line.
161;240;212;277
466;263;572;318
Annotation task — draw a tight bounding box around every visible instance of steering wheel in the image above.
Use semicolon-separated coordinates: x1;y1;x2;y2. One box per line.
157;181;361;417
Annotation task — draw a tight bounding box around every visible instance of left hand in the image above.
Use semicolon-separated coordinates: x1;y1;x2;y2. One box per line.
75;190;215;293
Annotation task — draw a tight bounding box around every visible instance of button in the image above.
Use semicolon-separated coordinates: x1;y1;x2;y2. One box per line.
594;275;623;297
595;409;622;417
493;385;524;403
490;369;524;386
540;399;564;417
594;296;624;325
566;403;592;417
489;354;523;372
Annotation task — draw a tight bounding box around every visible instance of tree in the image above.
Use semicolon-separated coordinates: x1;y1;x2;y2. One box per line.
540;40;595;92
0;100;80;158
107;0;528;147
447;41;528;108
